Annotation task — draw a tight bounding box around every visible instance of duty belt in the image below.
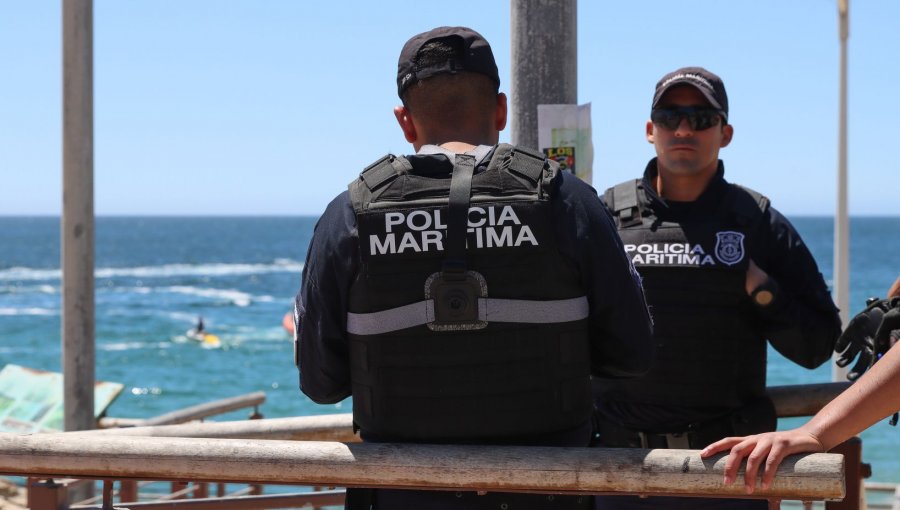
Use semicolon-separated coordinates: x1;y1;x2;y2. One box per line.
595;413;736;450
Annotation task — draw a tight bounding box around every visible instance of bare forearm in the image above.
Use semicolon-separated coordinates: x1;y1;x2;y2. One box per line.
701;295;900;493
804;345;900;450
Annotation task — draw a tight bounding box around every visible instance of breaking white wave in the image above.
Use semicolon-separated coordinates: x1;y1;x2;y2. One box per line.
0;307;57;316
100;341;172;352
167;311;202;323
163;286;255;307
230;324;293;342
130;387;163;396
0;260;304;282
0;284;57;294
0;267;59;281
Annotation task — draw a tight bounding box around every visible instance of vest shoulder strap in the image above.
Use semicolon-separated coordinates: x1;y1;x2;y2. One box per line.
488;143;559;196
348;154;412;212
485;143;515;173
508;146;548;183
605;179;646;228
728;184;770;227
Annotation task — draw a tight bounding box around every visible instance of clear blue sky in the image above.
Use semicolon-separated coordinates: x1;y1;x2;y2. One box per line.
2;1;897;216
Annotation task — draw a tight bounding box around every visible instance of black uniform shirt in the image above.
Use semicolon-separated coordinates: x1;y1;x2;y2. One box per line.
599;159;841;428
296;149;655;432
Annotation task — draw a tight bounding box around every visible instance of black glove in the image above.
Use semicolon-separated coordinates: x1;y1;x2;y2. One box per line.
835;298;887;381
873;299;900;356
874;300;900;426
835;297;900;380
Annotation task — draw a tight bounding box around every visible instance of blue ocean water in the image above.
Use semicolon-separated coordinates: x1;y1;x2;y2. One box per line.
1;216;898;481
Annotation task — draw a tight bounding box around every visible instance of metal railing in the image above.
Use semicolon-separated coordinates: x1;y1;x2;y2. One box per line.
1;382;867;510
3;433;843;506
97;391;267;429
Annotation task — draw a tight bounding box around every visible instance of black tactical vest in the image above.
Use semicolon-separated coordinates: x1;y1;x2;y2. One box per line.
346;144;591;442
597;178;769;409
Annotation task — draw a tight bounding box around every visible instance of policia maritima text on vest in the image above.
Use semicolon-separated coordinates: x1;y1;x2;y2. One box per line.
294;26;654;510
593;67;843;510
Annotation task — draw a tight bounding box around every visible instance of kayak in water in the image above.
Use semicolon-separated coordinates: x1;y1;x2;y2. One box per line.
186;328;222;349
186;316;222;349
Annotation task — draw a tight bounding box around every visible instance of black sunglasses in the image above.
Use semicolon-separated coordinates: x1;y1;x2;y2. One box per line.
651;106;726;131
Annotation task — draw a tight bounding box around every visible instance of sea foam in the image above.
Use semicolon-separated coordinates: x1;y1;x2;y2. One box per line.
0;260;304;281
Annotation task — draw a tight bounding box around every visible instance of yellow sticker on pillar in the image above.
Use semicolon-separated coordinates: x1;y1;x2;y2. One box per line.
543;146;576;175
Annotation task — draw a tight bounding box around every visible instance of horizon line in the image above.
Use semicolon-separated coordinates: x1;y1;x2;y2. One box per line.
2;213;900;219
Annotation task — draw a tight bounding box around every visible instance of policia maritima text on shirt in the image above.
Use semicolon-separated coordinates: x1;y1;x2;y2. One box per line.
294;26;654;510
593;67;842;510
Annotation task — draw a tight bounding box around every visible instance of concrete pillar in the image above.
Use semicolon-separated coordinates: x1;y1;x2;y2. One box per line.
510;0;577;149
61;0;95;434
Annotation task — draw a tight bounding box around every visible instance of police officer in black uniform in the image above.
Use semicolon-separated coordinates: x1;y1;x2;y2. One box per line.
593;67;842;510
295;26;654;510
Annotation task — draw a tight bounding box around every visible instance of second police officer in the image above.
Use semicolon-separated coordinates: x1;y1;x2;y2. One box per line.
593;67;843;510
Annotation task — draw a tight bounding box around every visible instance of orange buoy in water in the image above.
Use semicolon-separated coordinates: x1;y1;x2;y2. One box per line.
282;311;294;335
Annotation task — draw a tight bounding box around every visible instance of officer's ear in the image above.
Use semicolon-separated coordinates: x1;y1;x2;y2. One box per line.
394;105;418;144
494;92;508;131
645;119;655;144
720;123;734;148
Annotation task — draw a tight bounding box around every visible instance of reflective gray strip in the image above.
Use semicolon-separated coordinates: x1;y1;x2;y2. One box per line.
346;296;588;335
346;300;435;336
482;296;588;323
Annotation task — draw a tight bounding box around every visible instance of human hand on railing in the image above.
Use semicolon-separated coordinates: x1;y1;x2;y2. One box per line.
700;429;825;494
705;317;900;493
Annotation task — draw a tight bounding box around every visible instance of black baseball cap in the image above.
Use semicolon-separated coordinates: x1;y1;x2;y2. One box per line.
396;26;500;98
652;67;729;121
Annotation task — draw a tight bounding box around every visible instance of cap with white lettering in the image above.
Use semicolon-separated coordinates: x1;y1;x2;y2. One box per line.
652;66;729;121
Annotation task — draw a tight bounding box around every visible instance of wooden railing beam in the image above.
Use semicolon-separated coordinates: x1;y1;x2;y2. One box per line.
0;433;843;501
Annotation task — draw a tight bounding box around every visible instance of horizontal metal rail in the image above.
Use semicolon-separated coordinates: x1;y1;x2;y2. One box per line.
867;482;900;492
75;382;850;442
76;413;357;442
0;433;843;501
133;392;266;427
97;417;144;428
769;382;852;418
70;489;346;510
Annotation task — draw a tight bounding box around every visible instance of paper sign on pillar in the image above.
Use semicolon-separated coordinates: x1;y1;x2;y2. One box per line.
537;104;593;185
